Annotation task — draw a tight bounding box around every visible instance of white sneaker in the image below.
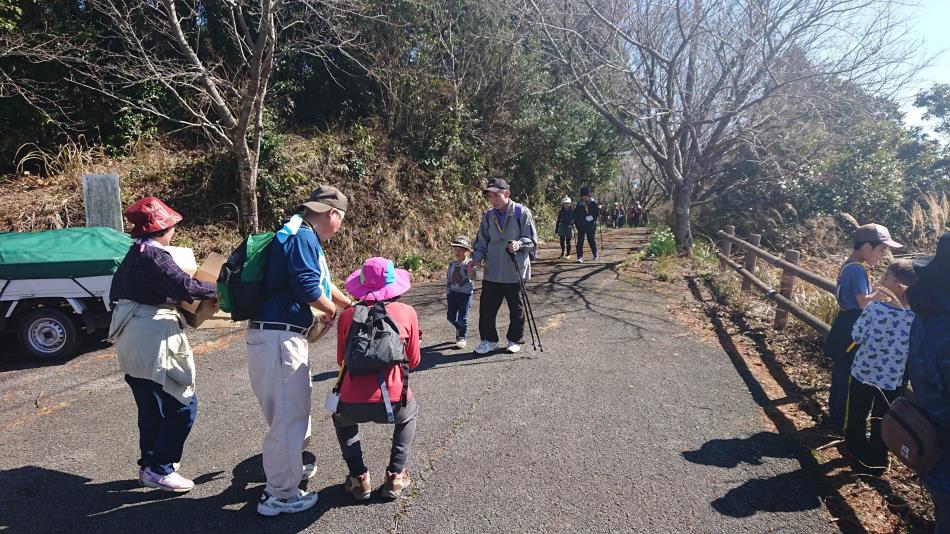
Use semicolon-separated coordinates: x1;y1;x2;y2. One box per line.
138;462;181;486
302;451;317;480
455;338;468;349
506;341;522;354
257;489;319;517
140;468;194;493
577;257;585;263
474;340;498;354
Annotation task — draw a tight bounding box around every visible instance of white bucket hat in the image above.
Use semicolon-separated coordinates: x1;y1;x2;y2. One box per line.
561;196;572;204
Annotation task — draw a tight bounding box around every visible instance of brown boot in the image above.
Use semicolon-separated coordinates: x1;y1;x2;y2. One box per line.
382;469;411;499
344;472;371;501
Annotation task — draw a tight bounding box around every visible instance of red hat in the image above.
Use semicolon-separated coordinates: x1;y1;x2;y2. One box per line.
125;197;182;238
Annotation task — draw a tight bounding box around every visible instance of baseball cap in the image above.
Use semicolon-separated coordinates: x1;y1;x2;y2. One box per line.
483;178;510;193
450;236;473;251
853;223;902;248
300;185;348;214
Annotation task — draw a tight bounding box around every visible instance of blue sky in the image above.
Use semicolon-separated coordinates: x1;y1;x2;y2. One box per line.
900;0;950;132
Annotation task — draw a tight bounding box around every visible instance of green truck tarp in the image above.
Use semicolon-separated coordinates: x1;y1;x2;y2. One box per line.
0;227;132;280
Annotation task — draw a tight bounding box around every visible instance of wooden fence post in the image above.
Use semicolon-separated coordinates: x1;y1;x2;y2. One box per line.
774;249;801;330
719;225;735;273
741;233;761;292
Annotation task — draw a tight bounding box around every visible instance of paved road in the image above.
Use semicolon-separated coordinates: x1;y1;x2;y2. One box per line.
0;228;834;533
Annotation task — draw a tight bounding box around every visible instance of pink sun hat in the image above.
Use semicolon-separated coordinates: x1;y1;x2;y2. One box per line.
345;257;412;301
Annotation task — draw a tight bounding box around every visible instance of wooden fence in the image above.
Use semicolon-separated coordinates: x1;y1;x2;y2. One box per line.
716;225;836;336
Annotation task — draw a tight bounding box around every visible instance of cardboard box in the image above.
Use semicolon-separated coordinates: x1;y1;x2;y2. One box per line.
179;252;226;314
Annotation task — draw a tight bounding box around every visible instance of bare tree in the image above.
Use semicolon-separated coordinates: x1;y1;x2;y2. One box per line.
9;0;371;233
524;0;921;253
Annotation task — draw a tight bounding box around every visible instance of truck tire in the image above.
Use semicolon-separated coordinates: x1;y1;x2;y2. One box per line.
18;307;81;360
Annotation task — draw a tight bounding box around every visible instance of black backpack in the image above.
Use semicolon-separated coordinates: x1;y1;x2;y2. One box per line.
342;301;409;412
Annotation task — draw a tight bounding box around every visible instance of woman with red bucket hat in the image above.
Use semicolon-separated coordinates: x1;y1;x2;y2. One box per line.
108;197;217;493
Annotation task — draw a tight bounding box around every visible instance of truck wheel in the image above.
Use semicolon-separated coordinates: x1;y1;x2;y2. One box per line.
18;307;81;360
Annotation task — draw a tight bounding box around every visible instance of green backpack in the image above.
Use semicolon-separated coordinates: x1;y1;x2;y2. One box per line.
217;232;275;321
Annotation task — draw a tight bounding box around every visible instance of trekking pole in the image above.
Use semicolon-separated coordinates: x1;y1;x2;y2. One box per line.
508;251;543;352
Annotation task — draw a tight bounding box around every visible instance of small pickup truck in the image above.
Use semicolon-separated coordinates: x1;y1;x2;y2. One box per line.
0;227;131;359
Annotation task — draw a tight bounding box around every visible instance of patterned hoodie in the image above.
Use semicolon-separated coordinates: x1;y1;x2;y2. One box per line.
850;301;915;391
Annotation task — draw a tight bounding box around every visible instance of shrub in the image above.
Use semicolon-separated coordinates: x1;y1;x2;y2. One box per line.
644;227;677;257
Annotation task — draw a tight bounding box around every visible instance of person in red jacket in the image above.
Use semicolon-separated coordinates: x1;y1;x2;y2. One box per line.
333;257;421;501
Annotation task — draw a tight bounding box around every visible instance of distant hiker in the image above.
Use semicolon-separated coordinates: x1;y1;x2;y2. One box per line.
469;178;538;355
844;260;917;476
108;197;217;493
631;202;644;227
824;223;902;434
247;185;354;516
906;233;950;533
573;185;600;263
334;257;421;501
555;196;574;258
446;236;475;349
617;203;626;228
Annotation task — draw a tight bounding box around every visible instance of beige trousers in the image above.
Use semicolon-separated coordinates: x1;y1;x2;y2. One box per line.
246;329;312;499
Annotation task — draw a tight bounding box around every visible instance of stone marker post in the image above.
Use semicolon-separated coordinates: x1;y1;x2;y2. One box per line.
82;174;123;232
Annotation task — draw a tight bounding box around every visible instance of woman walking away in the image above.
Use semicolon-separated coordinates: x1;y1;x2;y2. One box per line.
109;197;216;493
555;196;574;258
906;233;950;534
334;257;421;501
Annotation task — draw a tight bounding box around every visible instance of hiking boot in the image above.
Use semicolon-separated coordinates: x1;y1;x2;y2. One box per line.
344;472;372;501
455;338;468;349
474;340;499;354
576;257;584;263
506;341;522;354
302;451;317;480
382;470;411;500
140;468;194;493
257;489;319;516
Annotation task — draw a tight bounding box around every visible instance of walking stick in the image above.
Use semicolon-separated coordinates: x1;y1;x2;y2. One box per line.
508;251;543;352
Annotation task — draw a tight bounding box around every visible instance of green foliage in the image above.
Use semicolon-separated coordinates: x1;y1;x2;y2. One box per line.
400;254;424;272
0;0;21;31
644;228;677;258
916;83;950;137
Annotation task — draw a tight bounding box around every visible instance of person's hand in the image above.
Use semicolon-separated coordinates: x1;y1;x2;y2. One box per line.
208;299;220;312
507;240;521;253
467;262;477;277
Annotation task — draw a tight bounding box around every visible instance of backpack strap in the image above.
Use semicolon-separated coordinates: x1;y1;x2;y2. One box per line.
378;372;395;423
401;361;409;407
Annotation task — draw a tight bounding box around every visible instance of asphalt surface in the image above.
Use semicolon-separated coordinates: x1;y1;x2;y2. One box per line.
0;228;835;533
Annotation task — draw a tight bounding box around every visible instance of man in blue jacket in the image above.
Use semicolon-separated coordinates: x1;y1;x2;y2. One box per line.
906;232;950;533
246;185;354;516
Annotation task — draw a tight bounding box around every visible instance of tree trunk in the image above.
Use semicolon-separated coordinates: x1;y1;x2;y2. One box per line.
234;141;259;235
672;180;693;255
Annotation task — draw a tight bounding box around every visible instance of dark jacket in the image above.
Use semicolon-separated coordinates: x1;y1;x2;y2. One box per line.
907;284;950;490
573;200;600;231
555;207;574;236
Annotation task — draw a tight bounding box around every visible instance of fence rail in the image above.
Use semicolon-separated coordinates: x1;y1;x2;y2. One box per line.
716;225;834;336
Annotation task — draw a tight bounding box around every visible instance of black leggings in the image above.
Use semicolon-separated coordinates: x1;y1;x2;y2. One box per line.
559;234;572;255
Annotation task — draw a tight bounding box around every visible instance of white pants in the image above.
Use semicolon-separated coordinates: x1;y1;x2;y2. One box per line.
245;329;312;498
